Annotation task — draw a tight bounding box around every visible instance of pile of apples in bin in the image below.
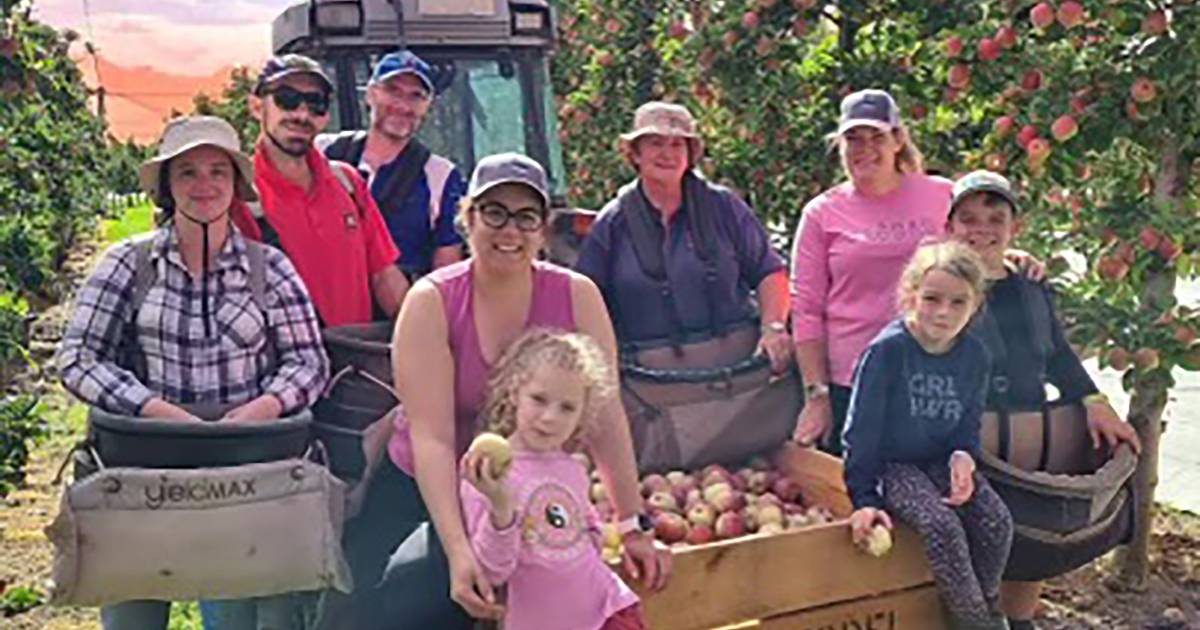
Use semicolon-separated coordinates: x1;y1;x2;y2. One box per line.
590;459;835;547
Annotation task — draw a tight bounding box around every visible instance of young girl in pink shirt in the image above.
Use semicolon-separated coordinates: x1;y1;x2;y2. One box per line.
460;328;645;630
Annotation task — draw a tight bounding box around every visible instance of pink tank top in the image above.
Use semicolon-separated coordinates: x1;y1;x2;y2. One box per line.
388;259;577;475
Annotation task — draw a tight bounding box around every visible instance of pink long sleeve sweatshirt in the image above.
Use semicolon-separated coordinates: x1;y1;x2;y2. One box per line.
461;450;639;630
790;173;953;386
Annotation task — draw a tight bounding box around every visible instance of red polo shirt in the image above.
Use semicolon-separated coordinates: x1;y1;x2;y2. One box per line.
233;142;400;326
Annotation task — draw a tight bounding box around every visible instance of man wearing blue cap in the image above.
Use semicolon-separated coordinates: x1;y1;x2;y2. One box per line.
320;50;467;279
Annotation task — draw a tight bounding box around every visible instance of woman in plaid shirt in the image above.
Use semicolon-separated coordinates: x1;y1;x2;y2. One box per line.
56;116;329;630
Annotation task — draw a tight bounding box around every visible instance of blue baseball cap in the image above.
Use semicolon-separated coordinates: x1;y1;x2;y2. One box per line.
837;89;901;134
370;50;435;95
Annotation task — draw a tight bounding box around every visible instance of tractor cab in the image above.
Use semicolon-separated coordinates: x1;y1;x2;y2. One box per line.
271;0;590;264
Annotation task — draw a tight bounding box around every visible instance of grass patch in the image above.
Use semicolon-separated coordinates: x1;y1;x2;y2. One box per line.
101;201;155;244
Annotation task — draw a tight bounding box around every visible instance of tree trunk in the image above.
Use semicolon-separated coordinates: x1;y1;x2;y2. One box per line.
1115;379;1168;587
1115;135;1189;587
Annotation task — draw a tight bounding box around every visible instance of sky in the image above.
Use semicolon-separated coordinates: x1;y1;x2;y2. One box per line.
33;0;300;141
34;0;295;76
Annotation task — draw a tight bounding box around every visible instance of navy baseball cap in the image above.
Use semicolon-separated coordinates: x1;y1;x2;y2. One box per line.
370;50;435;95
837;89;901;134
254;54;334;95
468;153;550;208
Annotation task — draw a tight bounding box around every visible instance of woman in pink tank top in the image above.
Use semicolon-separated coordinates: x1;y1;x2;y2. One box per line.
333;154;669;630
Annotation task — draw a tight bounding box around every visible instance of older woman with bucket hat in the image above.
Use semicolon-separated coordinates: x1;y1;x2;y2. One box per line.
325;152;668;630
576;102;789;361
574;102;792;471
57;115;329;630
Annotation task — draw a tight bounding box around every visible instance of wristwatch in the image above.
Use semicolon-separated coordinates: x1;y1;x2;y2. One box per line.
762;321;787;335
615;512;654;536
804;382;830;401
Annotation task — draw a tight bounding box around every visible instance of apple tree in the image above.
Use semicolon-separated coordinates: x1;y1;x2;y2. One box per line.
551;0;1199;586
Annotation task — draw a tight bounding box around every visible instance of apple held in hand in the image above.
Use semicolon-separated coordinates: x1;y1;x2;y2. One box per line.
468;432;513;478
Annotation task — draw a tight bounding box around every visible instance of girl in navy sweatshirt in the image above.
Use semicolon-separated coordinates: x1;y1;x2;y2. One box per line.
843;240;1013;630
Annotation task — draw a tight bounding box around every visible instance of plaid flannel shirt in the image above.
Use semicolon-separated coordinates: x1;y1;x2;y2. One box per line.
58;225;329;416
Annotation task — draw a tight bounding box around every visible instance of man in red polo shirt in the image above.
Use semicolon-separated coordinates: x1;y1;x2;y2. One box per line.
236;55;409;326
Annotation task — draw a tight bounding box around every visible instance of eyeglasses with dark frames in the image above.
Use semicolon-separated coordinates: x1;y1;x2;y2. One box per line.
474;201;545;232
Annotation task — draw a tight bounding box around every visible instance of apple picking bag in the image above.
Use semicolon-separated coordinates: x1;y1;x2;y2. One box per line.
613;176;801;472
46;448;352;606
622;325;802;472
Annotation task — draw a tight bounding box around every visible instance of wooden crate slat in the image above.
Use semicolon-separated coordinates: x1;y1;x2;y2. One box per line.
640;521;934;629
757;584;947;630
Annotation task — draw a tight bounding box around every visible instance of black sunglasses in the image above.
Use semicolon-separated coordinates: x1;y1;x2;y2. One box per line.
475;201;545;232
269;86;331;116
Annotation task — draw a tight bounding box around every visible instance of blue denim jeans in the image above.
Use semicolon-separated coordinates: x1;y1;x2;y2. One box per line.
198;593;313;630
100;599;263;630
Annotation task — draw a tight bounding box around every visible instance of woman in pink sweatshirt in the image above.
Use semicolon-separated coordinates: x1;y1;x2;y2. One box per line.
790;89;954;454
461;328;645;630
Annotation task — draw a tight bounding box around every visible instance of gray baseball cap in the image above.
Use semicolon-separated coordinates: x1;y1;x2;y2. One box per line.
468;153;550;208
951;170;1021;216
838;89;901;134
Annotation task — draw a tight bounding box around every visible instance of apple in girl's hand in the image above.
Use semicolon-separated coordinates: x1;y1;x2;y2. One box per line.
858;525;894;557
468;432;512;478
590;482;608;504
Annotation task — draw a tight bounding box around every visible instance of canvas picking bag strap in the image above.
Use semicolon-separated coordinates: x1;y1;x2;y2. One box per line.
621;324;802;472
45;450;352;606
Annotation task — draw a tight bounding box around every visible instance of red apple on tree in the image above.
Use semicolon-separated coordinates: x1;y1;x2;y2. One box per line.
668;20;691;41
945;35;963;58
1030;2;1055;29
995;24;1017;49
1021;69;1043;91
741;11;760;30
993;115;1016;137
1016;124;1039;149
1107;347;1132;371
1131;77;1157;103
1056;1;1085;28
1142;10;1168;36
977;37;1001;61
947;64;971;89
1139;226;1163;251
1134;348;1161;372
1051;115;1078;142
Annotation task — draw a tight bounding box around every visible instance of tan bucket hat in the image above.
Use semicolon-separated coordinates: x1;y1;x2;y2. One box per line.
139;116;257;202
618;101;704;165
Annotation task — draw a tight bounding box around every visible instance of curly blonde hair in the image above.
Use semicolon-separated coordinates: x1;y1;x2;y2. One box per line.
897;240;987;320
477;328;616;446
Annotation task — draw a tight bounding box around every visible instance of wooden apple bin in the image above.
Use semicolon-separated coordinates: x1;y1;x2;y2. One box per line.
636;444;948;629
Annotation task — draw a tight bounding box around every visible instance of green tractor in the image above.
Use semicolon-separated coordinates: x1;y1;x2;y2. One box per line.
271;0;592;263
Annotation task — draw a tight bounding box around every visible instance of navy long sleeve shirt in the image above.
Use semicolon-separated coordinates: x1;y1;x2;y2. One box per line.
971;272;1099;410
842;319;991;509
